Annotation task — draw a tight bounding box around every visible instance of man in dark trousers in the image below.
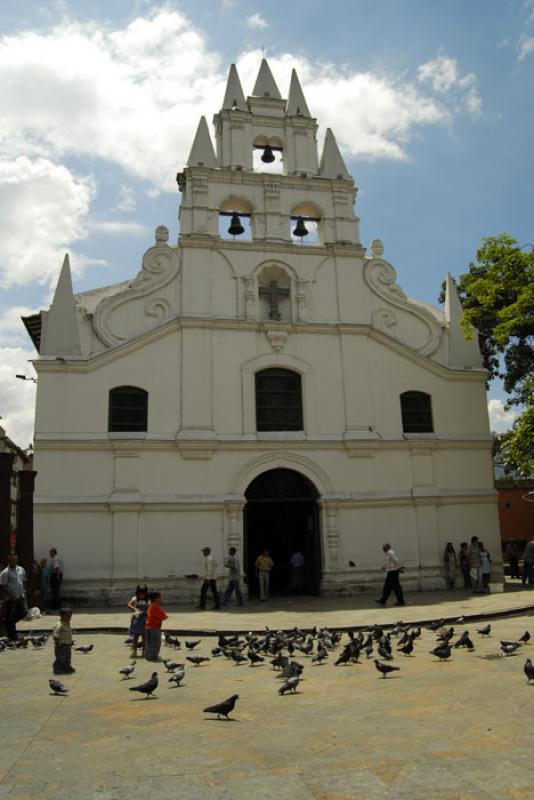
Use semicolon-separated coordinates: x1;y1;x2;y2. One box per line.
375;543;405;607
197;547;220;610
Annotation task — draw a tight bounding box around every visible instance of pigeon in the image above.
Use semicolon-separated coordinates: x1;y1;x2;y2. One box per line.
524;658;534;683
49;679;68;695
247;650;265;666
377;643;393;661
186;656;210;666
118;664;136;680
437;627;454;643
501;641;521;656
374;659;400;678
74;644;94;654
430;644;452;661
427;619;445;631
519;631;531;644
271;654;289;670
163;660;181;672
231;651;247;666
312;646;328;664
278;675;300;695
185;640;201;650
203;694;239;720
168;666;185;686
397;640;414;656
477;624;491;636
129;672;158;698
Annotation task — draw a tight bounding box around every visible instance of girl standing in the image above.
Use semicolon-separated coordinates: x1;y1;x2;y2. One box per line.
127;583;148;658
443;543;457;590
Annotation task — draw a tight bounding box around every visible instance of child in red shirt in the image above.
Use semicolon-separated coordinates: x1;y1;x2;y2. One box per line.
145;591;168;661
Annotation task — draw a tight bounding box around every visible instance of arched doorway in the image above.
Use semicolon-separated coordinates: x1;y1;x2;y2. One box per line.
243;468;321;597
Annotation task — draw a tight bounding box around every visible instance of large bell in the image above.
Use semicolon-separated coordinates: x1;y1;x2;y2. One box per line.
292;216;309;238
261;145;275;163
227;213;245;237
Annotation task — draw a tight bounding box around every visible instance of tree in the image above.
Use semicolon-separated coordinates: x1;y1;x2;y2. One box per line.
445;233;534;476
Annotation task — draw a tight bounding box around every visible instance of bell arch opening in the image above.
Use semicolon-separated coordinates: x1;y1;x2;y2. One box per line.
243;468;321;597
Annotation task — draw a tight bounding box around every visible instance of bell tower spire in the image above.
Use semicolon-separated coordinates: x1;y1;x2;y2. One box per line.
319;128;350;179
286;69;311;117
252;58;282;99
187;116;218;168
222;63;247;111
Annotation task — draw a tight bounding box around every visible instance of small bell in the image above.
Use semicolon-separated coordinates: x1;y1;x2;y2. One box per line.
227;213;245;237
261;145;275;163
292;216;309;238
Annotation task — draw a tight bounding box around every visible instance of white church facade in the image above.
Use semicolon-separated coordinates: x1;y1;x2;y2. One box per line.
24;60;502;603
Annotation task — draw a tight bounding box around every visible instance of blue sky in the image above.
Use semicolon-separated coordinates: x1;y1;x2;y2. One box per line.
1;0;533;445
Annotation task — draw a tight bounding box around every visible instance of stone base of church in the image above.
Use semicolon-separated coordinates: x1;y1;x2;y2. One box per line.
55;565;504;608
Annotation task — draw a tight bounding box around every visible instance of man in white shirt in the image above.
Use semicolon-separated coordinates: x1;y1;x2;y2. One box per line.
375;543;405;607
0;554;27;639
197;547;221;610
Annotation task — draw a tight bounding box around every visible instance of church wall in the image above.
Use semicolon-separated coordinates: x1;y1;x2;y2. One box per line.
138;510;223;577
437;501;502;572
34;510;112;580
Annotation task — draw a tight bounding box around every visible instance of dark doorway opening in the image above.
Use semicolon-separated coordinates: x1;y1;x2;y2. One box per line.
243;468;321;597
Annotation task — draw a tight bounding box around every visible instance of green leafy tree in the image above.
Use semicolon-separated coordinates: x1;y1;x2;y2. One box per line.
444;234;534;475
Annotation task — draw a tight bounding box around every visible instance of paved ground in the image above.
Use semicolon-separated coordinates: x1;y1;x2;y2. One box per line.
2;585;534;800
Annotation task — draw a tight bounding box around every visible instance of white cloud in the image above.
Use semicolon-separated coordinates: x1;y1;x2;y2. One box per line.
418;55;482;117
89;221;149;235
518;34;534;60
0;157;94;287
115;185;136;212
0;346;37;448
246;13;269;30
488;398;520;433
0;306;37;347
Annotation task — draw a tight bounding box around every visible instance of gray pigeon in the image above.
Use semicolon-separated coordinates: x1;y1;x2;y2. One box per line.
187;656;210;666
501;641;521;656
374;659;400;678
49;679;68;695
203;694;239;719
118;664;136;680
168;666;185;686
430;644;452;661
74;644;94;653
278;675;300;695
129;672;158;698
477;624;491;636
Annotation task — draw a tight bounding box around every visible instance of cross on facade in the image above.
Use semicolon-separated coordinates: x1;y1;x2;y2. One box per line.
259;280;290;320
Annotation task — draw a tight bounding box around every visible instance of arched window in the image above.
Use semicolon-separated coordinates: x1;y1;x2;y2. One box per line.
255;369;303;431
108;386;148;433
400;391;433;433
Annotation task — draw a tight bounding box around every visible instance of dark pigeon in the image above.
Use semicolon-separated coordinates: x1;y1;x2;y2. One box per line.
524;658;534;683
430;644;452;661
374;659;400;678
187;656;210;666
519;631;531;644
49;679;68;695
129;672;158;698
278;675;299;695
203;694;239;720
477;624;491;636
74;644;94;653
185;640;201;650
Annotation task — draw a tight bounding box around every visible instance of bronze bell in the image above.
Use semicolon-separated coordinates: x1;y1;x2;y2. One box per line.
292;216;309;238
261;145;275;163
227;213;245;237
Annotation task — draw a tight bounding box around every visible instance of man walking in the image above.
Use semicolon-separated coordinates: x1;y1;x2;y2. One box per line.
198;547;220;610
49;548;63;609
221;547;244;607
0;554;27;640
522;537;534;585
375;543;405;607
506;539;520;580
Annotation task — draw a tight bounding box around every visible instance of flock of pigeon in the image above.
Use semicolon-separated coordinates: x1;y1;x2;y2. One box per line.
2;617;532;719
42;618;534;717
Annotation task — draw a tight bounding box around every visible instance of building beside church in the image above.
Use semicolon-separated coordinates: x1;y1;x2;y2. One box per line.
23;60;502;603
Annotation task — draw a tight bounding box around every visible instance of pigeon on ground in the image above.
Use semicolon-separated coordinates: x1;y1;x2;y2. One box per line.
374;659;400;678
312;646;328;664
397;640;414;656
437;627;454;643
427;619;445;631
163;660;181;672
519;631;531;644
247;650;265;666
185;640;201;650
118;664;136;680
203;694;239;720
271;654;289;670
430;644;452;661
278;675;300;695
524;658;534;683
477;624;491;636
129;672;158;698
49;679;68;695
74;644;94;653
168;666;185;686
186;656;210;666
501;641;521;656
231;651;247;666
377;643;394;661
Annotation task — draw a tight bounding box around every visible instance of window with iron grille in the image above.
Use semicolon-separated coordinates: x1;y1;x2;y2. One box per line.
400;391;433;433
108;386;148;432
255;368;303;431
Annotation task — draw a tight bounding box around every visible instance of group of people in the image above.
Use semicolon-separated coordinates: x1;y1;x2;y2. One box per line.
505;538;534;584
444;538;492;593
0;548;63;640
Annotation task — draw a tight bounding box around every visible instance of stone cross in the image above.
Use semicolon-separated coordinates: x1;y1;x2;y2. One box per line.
259;281;290;320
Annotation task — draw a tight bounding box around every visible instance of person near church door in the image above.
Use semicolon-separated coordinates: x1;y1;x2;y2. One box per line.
198;547;221;610
375;543;405;607
49;548;63;609
289;550;305;593
443;543;457;590
0;554;27;640
255;549;274;601
221;547;244;607
468;536;483;593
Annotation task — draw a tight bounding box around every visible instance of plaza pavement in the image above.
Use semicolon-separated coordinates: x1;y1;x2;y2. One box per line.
2;583;534;800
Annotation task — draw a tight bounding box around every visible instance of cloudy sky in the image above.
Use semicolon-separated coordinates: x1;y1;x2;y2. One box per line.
1;0;532;446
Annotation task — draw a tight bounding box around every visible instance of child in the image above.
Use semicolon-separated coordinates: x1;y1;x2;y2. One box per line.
127;584;148;658
145;591;168;662
52;608;74;674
